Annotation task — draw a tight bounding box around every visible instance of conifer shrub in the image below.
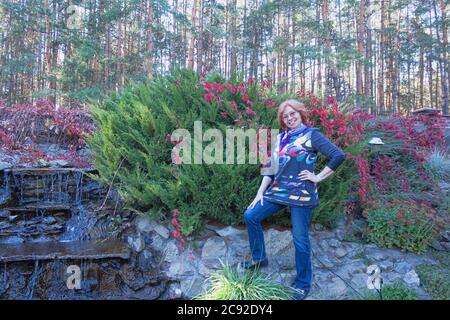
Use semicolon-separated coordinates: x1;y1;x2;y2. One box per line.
90;69;405;235
87;69;284;235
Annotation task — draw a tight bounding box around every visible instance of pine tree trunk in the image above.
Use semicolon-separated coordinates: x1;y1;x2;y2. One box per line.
187;0;198;70
377;0;385;114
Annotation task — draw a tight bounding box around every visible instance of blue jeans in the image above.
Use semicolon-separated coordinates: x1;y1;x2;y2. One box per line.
243;200;313;291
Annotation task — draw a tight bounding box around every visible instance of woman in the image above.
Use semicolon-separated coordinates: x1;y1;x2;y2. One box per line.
241;99;345;300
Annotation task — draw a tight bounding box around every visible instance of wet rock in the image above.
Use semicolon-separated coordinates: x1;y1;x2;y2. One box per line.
35;159;49;167
0;210;10;218
43;217;57;224
48;160;70;168
136;216;154;233
135;216;170;239
127;233;145;253
0;161;13;170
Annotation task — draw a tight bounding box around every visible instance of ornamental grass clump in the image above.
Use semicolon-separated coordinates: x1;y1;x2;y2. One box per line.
195;263;295;300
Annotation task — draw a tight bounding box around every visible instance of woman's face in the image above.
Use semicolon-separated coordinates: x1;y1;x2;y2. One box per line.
282;106;302;130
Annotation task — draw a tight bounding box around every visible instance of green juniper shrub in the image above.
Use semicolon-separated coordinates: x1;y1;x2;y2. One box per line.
87;69;287;235
87;68;368;236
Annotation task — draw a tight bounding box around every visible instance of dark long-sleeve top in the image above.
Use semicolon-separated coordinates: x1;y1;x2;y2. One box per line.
260;125;345;208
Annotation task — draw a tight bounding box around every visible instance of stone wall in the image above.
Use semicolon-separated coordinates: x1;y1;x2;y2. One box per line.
130;216;440;300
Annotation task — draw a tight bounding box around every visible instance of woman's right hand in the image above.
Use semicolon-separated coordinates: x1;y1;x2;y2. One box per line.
247;192;264;209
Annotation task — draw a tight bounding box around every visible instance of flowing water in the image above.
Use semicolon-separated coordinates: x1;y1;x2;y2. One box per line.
0;168;168;300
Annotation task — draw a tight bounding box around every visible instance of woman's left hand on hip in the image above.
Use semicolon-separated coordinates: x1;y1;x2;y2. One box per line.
299;170;320;184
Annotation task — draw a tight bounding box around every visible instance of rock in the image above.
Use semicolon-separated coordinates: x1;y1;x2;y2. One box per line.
0;210;10;218
349;272;369;291
77;148;92;158
48;160;70;168
0;188;12;206
335;248;348;258
378;260;394;272
167;261;195;278
154;225;170;239
0;161;12;170
403;270;420;287
431;239;445;251
327;239;340;248
337;261;367;279
265;229;294;257
35;159;49;167
313;256;334;268
43;217;57;224
365;248;388;261
135;216;170;239
163;240;181;264
201;236;227;268
216;226;244;238
138;249;155;270
273;255;296;270
314;223;324;231
201;236;227;259
151;234;166;252
136;216;154;233
393;262;412;274
442;231;450;242
382;272;402;284
336;229;345;241
327;277;348;298
180;275;206;298
438;182;450;193
127;233;145;253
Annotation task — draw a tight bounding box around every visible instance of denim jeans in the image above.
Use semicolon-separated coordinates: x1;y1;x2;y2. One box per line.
243;200;313;291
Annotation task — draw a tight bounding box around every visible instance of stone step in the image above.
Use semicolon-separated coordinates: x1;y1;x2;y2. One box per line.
3;205;71;213
0;239;130;262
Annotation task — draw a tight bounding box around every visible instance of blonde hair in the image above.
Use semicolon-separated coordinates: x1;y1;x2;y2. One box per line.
277;99;309;131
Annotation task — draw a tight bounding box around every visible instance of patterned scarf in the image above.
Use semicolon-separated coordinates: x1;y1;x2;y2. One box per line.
279;124;308;152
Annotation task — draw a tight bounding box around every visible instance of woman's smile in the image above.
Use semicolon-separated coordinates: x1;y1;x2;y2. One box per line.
282;106;302;130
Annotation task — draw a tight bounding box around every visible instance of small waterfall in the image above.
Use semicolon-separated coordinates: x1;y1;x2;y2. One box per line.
60;204;97;241
25;261;43;300
0;168;166;300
